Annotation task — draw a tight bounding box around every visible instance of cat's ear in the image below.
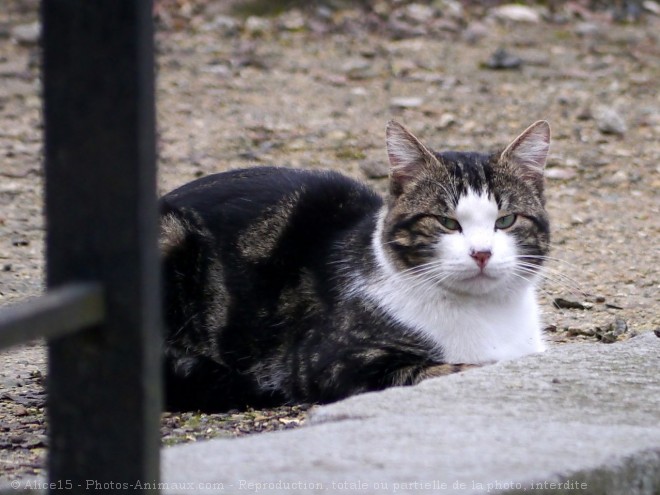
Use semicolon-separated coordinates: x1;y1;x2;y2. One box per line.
500;121;550;185
386;120;438;196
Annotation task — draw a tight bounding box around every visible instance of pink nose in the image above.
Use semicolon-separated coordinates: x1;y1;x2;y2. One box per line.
470;250;491;270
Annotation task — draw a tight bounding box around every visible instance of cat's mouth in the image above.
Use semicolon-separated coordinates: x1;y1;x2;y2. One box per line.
461;272;497;283
451;271;504;295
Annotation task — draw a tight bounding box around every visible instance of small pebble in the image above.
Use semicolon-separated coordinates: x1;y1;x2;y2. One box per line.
341;58;376;80
209;15;239;34
22;436;46;448
596;317;629;343
593;106;627;135
462;21;489;44
576;105;592;121
553;298;590;310
279;10;305;31
386;19;428;39
10;434;25;444
14;406;28;417
545;168;576;180
349;87;368;98
566;327;596;337
483;48;522;70
11;22;40;46
574;22;601;37
360;161;389;179
403;3;437;23
491;5;541;23
390;96;424;109
439;0;464;20
644;1;660;15
244;16;271;36
607;170;629;184
579;151;609;168
436;113;456;129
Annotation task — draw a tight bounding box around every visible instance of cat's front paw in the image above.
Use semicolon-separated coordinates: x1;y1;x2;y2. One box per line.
416;363;480;383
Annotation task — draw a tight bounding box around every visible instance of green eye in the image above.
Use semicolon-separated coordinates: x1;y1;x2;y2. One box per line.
495;214;517;230
439;216;461;231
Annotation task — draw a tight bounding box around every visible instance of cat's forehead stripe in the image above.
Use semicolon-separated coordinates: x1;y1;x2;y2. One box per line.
435;151;494;197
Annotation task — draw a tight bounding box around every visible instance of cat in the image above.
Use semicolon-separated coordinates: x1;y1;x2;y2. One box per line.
159;120;551;412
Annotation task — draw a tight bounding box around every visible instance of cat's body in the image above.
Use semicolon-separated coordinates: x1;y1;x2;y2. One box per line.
161;121;551;412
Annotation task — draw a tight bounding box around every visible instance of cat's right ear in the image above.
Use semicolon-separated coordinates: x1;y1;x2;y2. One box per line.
386;121;438;196
500;120;551;187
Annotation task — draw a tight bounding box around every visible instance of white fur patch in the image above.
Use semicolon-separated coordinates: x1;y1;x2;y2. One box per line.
159;213;187;256
358;200;545;365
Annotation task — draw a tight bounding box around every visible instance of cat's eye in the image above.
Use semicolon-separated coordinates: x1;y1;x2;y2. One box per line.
495;214;517;230
439;216;461;232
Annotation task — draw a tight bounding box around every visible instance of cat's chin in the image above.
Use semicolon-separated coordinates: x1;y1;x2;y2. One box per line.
443;273;513;297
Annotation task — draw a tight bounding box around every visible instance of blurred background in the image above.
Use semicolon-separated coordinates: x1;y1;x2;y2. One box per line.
0;0;658;480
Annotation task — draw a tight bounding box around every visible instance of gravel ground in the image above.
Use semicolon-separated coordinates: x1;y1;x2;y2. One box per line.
1;0;659;481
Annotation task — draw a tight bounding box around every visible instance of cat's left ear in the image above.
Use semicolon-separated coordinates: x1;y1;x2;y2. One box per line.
386;120;439;197
500;120;550;186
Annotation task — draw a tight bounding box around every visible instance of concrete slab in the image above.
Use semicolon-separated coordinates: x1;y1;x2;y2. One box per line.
162;332;660;494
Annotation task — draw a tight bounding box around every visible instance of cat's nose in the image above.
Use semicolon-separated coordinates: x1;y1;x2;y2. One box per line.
470;249;492;270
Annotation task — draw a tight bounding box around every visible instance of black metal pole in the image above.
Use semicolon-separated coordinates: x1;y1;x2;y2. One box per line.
41;1;161;491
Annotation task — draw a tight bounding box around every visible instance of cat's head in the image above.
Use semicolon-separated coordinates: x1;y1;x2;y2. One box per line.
380;120;551;297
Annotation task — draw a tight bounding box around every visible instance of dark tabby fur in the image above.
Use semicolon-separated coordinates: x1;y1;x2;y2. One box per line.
160;121;550;412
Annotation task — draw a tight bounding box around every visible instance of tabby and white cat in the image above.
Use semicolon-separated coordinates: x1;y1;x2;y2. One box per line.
160;120;551;411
